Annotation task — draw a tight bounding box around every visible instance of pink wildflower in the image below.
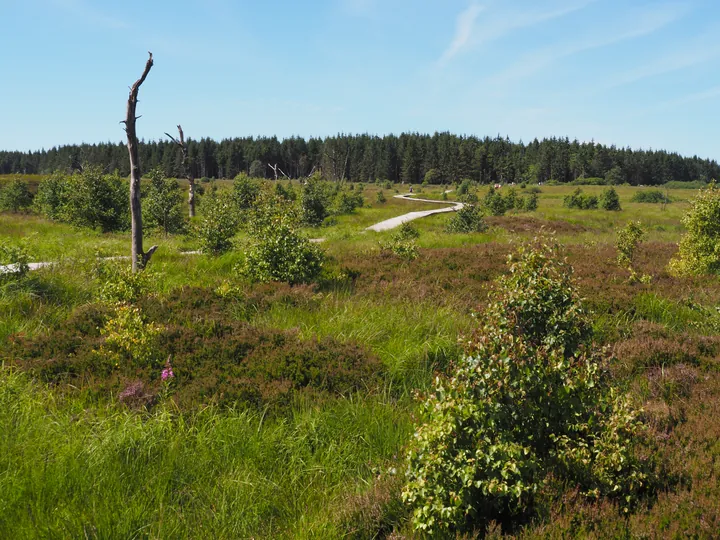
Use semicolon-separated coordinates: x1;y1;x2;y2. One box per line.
161;357;174;381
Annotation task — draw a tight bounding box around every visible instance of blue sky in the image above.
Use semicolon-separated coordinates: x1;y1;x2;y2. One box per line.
1;0;719;159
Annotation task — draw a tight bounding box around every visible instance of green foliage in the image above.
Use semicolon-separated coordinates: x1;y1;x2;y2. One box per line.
376;190;386;204
403;240;653;534
617;221;646;268
99;303;163;369
0;239;30;282
669;183;720;276
564;188;598;210
143;168;186;235
33;172;66;219
274;181;297;201
599;186;622;211
631;190;670;203
95;261;155;304
333;189;364;215
301;176;332;226
240;197;324;285
195;192;239;255
0;179;33;212
616;221;650;283
523;192;539;211
380;223;419;261
457;178;472;196
395;222;420;241
233;173;261;210
35;167;129;231
483;186;507;216
446;204;487;233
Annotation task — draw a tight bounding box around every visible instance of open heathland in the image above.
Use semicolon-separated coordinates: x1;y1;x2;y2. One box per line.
1;177;720;538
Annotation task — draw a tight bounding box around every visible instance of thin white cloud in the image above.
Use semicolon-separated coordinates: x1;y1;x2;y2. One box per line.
439;0;598;65
50;0;127;29
440;3;486;64
485;3;687;86
604;33;720;90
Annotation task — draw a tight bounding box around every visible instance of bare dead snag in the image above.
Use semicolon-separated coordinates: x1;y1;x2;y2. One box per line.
122;51;157;272
165;124;196;218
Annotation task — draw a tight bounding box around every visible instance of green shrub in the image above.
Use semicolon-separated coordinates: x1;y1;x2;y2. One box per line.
523;192;539;211
94;262;155;304
275;182;297;201
457;179;472;196
564;188;598;210
194;192;239;255
668;183;720;276
446;204;487;233
616;221;650;283
40;167;129;231
376;190;386;204
143;168;186;235
239;199;324;285
631;190;670;204
0;179;33;212
482;186;507;216
600;187;622;211
301;176;331;226
663;180;707;189
233;173;261;210
34;173;66;220
100;304;163;370
380;224;419;261
0;239;30;282
402;240;653;535
333;190;364;215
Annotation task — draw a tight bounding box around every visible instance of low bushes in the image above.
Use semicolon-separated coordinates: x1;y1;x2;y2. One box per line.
446;204;487;233
564;188;598;209
0;179;33;212
4;287;380;412
631;190;670;204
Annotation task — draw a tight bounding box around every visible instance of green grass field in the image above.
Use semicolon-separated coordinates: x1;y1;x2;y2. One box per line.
1;178;719;538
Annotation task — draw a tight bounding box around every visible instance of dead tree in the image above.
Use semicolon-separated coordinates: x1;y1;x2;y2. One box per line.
165;125;196;218
122;52;157;272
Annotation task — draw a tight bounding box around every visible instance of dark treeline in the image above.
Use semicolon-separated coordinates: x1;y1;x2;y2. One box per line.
2;133;718;185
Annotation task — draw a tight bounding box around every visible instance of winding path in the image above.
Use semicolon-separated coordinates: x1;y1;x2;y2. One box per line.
366;194;463;232
0;193;462;274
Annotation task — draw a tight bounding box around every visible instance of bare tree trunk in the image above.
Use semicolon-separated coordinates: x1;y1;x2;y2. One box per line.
166;125;195;217
123;52;157;272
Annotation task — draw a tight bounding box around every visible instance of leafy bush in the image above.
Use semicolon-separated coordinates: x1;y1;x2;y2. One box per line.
0;239;30;283
248;160;265;178
376;190;386;204
239;196;324;285
143;168;185;234
564;188;598;210
570;177;607;186
194;192;239;255
100;304;163;370
663;180;707;189
0;179;33;212
333;190;364;215
380;224;419;261
457;179;472;196
631;190;670;204
523;192;539;211
34;173;66;219
424;168;441;185
395;222;420;240
402;240;654;534
94;262;155;304
482;186;507;216
275;182;297;201
446;204;487;233
35;167;129;231
668;183;720;276
233;173;261;210
600;186;622;211
616;221;650;283
301;176;331;226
